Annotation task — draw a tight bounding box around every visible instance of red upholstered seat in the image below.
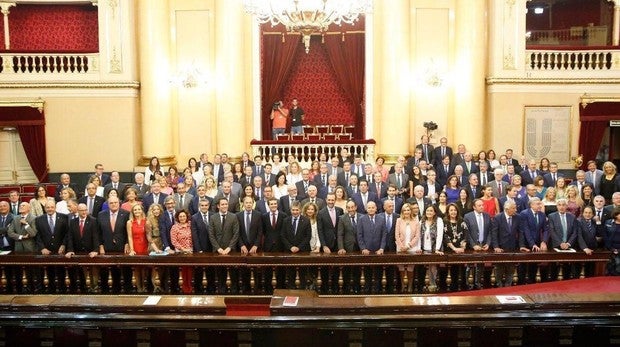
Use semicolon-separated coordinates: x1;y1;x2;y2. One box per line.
302;125;315;134
315;125;330;134
338;133;353;140
330;124;344;134
291;134;304;141
277;133;290;141
344;125;355;134
305;133;321;141
322;133;337;141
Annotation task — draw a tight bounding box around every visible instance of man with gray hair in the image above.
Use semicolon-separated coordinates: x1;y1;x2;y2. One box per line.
490;168;508;198
491;200;520;286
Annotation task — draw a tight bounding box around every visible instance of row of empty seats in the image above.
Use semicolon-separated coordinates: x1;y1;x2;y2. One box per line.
303;124;354;135
277;133;353;141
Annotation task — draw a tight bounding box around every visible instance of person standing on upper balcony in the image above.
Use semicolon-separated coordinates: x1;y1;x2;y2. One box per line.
270;100;288;140
289;98;305;135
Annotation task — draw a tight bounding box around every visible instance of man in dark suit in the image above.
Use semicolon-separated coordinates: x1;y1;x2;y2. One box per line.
295;169;313;200
521;160;542;186
476;162;493;187
380;184;403;214
213;181;240;213
189;185;214;216
542;162;564;188
240;152;255;171
432;137;453;168
352;180;379;214
378;199;399;252
191;199;213;253
103;171;127;200
262;198;287;252
79;182;105;217
464;199;491;288
585;160;604;194
211;154;225;184
407;185;432;215
279;185;299;214
65;203;100;292
464;173;482;200
415;134;434;165
261;163;276;188
173;182;194;213
239;165;254;188
518;197;549;252
142;182;168;214
451;144;467;167
65;203;99;258
0;201;16;252
55;173;81;202
548;199;577;250
98;196;129;254
338;200;361;254
300;185;326;211
252;155;264;177
346;174;361;197
357;201;386;258
256;186;273;215
491;200;521;286
313;163;330;188
208;198;240;255
131;173;150;200
328;156;344;177
370;172;388;199
436;155;454;188
35;200;69;255
237;196;263;254
317;193;344;253
160;196;178;252
281;201;311;253
360;164;376;184
250;176;265;202
337;161;357;188
94;163;111;187
422;170;442;202
569;170;587;196
388;163;409;197
593;195;611;225
499;185;528;213
461;152;479;176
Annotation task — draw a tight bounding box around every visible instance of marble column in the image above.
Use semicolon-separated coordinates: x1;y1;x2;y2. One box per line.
612;2;620;46
453;0;487;151
137;0;175;166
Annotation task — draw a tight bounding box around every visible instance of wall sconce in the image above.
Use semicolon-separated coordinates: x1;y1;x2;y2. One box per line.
419;59;446;88
170;63;207;88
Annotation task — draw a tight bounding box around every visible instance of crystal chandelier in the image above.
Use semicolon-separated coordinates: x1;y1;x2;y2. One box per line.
243;0;372;53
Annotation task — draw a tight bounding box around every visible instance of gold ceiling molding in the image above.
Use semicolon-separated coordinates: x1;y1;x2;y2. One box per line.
486;77;620;85
0;98;44;112
0;81;140;89
580;93;620;108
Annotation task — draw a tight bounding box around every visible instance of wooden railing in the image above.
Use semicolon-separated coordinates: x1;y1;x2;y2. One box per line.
0;52;99;75
250;139;376;168
0;251;609;296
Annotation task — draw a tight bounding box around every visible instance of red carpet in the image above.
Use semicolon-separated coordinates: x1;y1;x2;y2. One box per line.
446;276;620;296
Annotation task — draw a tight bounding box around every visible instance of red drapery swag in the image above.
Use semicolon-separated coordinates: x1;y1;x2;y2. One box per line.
323;34;365;140
0;106;48;182
261;34;299;140
578;102;620;169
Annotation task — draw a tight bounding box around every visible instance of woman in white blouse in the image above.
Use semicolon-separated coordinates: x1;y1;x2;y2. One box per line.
272;172;289;200
303;202;321;253
419;204;444;292
286;161;303;184
55;187;76;214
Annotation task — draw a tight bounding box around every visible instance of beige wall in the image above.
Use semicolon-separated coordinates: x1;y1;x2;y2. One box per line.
44;96;140;172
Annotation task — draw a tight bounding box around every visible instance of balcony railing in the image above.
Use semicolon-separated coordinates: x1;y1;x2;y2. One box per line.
0;52;99;78
0;251;610;296
526;26;609;47
250;139;376;168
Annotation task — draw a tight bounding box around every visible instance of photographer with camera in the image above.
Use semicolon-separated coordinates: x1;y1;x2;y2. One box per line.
270;100;289;140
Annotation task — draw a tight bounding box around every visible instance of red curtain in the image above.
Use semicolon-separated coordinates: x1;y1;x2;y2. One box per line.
261;34;299;140
578;102;620;169
0;107;48;182
323;34;365;139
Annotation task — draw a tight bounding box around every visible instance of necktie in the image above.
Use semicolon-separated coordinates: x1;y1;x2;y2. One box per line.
257;166;261;175
441;148;445;157
113;183;117;189
370;216;375;225
79;219;84;237
203;213;208;225
0;216;4;227
12;204;17;215
110;213;116;232
271;213;276;228
386;214;392;231
88;197;94;215
293;217;298;235
322;175;326;185
481;175;486;185
345;173;349;183
472;187;476;197
304;182;308;192
221;214;226;225
329;208;336;226
362;194;368;208
597;210;602;220
169;211;174;224
310;198;315;204
507;216;512;229
351;215;356;227
423;145;428;160
498;183;502;196
477;213;484;243
49;215;55;233
592;173;597;189
445;165;449;174
534;212;539;225
246;212;251;237
561;214;567;242
180;195;184;207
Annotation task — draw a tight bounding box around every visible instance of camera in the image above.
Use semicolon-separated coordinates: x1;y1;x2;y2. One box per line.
423;121;438;131
272;102;281;110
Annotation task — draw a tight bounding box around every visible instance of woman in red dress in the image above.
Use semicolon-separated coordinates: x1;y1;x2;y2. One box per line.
480;185;500;218
127;204;149;293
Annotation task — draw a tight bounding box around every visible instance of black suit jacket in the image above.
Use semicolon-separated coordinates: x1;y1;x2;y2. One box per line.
433;146;453;168
316;206;344;251
491;212;520;251
295;180;313;200
189;196;214;216
78;195;105;217
237;210;263;249
281;215;311;252
436;164;454;187
131;183;151;200
35;213;69;252
142;193;168;214
262;211;287;252
97;209;129;252
0;213;15;251
191;212;213;253
208;213;239;252
279;195;299;214
66;215;99;253
104;182;128;200
379;212;399;252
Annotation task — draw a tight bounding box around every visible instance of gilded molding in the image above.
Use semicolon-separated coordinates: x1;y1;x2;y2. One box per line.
0;98;44;112
108;0;118;19
503;46;515;70
487;77;620;85
109;47;122;73
138;155;177;167
580;93;620;108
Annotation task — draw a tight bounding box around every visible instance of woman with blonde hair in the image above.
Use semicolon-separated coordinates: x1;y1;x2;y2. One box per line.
146;203;165;292
565;185;583;217
395;203;420;292
55;187;76;214
600;161;620;203
203;176;219;199
334;186;348;210
127;204;149;293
